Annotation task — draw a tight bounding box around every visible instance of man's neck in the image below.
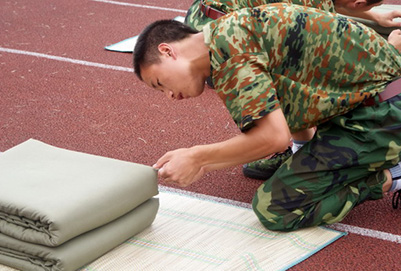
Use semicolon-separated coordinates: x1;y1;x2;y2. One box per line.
180;32;211;78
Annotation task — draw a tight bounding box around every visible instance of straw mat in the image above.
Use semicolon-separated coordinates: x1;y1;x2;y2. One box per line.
0;189;345;271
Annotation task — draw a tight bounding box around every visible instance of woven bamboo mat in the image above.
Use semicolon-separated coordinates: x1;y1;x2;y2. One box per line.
0;188;345;271
81;189;344;270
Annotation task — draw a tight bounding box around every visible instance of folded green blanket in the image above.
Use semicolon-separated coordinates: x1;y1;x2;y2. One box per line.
0;198;159;271
0;139;158;247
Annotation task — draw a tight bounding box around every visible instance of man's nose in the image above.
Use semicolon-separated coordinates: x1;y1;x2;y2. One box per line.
166;90;175;100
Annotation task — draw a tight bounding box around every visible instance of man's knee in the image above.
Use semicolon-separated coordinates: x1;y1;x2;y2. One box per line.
251;189;304;232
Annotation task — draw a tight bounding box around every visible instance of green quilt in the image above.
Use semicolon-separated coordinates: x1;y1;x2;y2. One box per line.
0;139;159;271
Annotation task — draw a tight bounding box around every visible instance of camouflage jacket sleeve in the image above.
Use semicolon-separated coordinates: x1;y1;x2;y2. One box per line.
185;0;335;31
211;53;281;132
203;0;334;13
203;0;279;13
281;0;335;12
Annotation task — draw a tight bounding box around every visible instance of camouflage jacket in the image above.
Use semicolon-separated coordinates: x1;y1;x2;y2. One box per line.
185;0;335;31
203;4;401;132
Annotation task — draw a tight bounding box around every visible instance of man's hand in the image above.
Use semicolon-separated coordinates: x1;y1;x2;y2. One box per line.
336;9;401;28
388;29;401;53
152;108;291;187
153;148;206;187
375;11;401;28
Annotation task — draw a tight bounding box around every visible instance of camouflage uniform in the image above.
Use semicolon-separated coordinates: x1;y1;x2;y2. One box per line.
185;0;336;181
184;0;334;31
203;4;401;231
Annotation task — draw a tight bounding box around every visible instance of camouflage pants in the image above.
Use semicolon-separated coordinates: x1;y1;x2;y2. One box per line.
253;93;401;232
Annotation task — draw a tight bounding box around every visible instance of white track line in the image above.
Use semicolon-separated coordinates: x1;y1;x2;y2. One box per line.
0;47;134;73
161;186;401;244
329;223;401;244
1;46;401;245
92;0;187;14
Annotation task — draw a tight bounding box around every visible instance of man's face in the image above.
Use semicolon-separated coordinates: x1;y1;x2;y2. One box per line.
140;56;206;101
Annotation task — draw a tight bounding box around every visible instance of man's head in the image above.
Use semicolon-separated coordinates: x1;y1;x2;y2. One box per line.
133;20;208;101
335;0;383;11
133;20;198;80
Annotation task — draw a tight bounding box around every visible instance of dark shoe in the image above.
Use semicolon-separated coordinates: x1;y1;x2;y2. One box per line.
242;147;293;180
393;190;401;209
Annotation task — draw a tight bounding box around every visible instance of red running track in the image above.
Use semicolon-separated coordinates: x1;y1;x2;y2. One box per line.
1;0;400;270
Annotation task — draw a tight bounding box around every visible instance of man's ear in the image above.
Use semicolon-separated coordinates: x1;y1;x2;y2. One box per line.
158;43;176;59
352;0;368;8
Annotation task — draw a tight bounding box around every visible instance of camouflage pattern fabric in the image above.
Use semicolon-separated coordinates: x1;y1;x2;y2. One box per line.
203;4;401;231
184;0;335;31
253;94;401;231
204;4;401;133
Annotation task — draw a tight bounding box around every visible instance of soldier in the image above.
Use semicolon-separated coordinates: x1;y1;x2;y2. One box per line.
133;4;401;231
185;0;401;181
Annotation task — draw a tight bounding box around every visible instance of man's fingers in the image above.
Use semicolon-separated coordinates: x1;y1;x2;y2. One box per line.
153;152;172;169
157;166;167;178
157;165;175;181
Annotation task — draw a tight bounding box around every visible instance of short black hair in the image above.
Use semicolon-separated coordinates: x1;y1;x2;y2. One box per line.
133;20;199;80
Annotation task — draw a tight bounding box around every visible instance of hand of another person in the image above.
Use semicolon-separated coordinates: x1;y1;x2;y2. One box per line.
388;29;401;53
376;11;401;28
153;148;206;187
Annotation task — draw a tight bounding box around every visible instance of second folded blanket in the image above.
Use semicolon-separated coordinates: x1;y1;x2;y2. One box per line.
0;139;159;247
